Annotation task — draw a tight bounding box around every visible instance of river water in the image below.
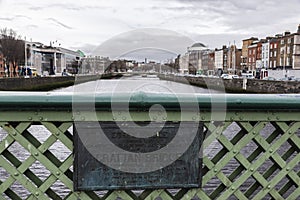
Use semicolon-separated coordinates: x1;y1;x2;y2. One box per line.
0;76;299;199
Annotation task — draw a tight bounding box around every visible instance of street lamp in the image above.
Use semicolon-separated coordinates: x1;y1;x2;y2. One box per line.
24;37;28;77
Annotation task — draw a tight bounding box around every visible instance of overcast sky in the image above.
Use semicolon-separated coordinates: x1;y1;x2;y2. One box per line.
0;0;299;60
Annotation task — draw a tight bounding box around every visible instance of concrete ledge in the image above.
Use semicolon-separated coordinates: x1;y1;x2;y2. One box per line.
0;73;123;91
158;74;300;93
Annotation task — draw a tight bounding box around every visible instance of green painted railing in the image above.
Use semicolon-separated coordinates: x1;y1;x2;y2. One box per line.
0;92;299;199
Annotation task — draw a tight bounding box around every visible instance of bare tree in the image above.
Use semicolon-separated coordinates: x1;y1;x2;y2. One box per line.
0;28;30;77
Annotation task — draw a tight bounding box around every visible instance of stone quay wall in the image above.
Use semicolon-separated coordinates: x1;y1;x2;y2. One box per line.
0;73;122;91
158;74;300;93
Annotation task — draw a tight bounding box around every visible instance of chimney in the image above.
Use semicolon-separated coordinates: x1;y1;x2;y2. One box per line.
284;31;291;36
298;24;300;33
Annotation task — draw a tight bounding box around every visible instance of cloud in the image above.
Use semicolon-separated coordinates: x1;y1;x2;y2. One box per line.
169;0;300;35
1;0;299;56
47;18;73;30
25;24;39;29
71;43;97;55
119;49;177;62
29;3;108;12
0;17;13;21
93;28;194;59
15;15;32;20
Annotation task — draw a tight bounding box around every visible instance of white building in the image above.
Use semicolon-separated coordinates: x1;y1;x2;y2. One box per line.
261;40;270;69
214;49;224;70
27;42;83;75
179;53;189;74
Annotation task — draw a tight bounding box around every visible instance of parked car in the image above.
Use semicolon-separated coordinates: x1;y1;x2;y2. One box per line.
241;73;255;79
279;77;289;81
221;74;233;79
262;77;276;81
231;75;240;79
221;74;239;80
31;68;39;77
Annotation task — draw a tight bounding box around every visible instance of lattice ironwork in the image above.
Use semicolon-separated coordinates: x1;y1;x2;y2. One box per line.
0;115;300;199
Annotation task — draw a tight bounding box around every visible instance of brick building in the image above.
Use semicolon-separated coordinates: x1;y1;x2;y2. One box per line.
201;49;214;75
247;42;258;72
269;36;280;69
241;37;258;71
277;26;300;70
227;45;242;74
0;51;4;77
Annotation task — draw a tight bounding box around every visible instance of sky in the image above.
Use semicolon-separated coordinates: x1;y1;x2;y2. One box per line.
0;0;299;61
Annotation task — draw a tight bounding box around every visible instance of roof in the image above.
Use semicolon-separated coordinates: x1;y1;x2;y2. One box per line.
191;42;206;48
242;37;258;41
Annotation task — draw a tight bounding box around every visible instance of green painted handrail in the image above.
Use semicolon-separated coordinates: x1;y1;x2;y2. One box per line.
0;92;299;111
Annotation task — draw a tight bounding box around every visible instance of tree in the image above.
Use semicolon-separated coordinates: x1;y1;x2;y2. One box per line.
0;28;30;77
67;59;82;74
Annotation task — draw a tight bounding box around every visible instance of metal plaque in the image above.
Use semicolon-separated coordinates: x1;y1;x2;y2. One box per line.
74;121;203;190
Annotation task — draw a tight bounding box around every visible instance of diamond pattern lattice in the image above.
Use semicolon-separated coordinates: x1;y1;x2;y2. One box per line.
0;118;299;199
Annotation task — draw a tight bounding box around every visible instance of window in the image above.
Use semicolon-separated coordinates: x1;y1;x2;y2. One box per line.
288;38;291;44
274;51;277;57
287;46;290;54
274;43;277;48
270;52;273;58
270;44;273;49
249;58;251;62
281;39;284;45
270;61;273;68
249;50;252;54
274;60;276;67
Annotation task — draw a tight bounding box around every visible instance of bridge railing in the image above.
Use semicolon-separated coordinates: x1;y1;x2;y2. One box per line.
0;92;299;199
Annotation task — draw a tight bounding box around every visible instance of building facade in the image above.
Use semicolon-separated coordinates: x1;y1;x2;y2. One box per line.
294;26;300;69
187;43;206;74
269;37;279;69
256;41;262;69
227;45;242;74
214;48;224;71
241;37;258;71
0;51;4;77
82;56;111;74
247;43;257;72
27;42;83;75
201;49;214;75
214;46;229;72
279;32;294;69
261;39;270;69
179;53;189;74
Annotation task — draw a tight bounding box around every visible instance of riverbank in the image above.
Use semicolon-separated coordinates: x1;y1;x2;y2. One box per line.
0;73;123;91
158;74;300;93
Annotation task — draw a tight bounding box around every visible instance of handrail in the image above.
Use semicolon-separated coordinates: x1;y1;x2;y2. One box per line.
0;92;299;111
